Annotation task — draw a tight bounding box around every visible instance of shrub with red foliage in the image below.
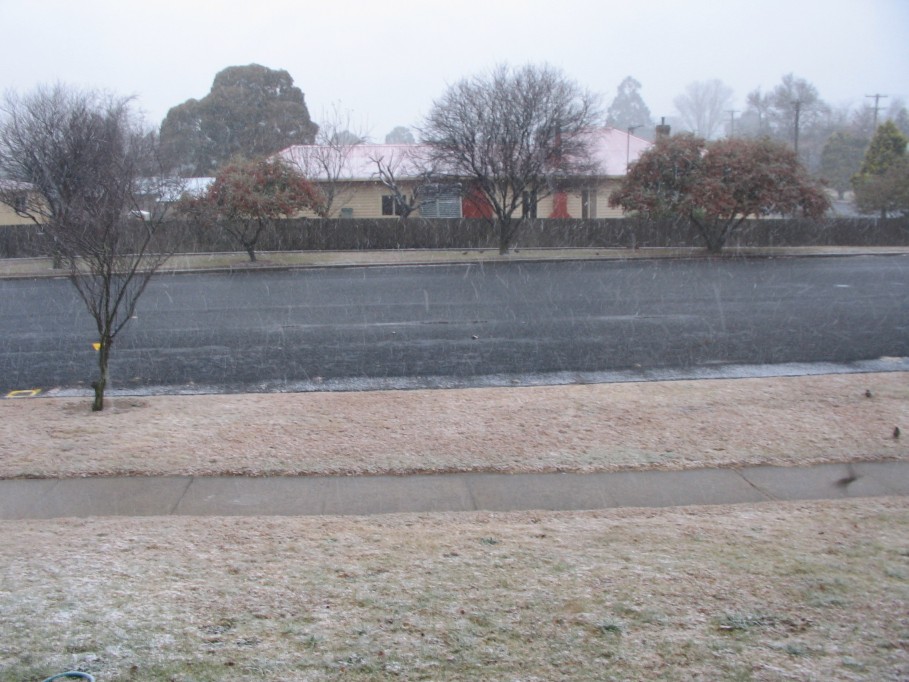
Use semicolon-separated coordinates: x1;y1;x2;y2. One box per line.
185;157;322;261
609;134;829;252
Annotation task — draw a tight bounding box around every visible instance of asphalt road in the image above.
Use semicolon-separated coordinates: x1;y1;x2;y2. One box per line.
1;256;907;394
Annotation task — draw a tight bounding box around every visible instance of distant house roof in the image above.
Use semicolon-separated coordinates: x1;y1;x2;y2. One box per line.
276;127;651;182
587;126;651;176
276;143;423;182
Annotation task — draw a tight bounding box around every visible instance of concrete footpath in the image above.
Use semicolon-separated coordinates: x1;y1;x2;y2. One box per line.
2;461;907;520
3;245;909;280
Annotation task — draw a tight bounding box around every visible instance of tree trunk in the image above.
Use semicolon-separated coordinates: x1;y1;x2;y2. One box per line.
92;339;111;412
693;216;738;254
498;218;516;255
245;244;257;262
692;220;725;254
705;236;725;254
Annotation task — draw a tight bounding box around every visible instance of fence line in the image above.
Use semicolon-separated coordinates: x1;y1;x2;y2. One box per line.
2;217;908;258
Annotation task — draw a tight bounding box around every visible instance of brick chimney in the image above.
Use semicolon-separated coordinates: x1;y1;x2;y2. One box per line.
655;117;671;140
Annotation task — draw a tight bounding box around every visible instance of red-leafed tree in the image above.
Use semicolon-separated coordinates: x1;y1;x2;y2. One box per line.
183;157;322;262
609;133;830;252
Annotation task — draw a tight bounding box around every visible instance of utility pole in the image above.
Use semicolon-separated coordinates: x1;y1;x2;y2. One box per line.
725;109;738;137
865;93;888;129
793;100;802;157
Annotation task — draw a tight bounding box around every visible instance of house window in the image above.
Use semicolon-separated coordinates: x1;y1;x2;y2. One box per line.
382;195;407;216
418;183;462;218
581;190;597;219
13;194;27;213
340;207;354;219
522;190;537;218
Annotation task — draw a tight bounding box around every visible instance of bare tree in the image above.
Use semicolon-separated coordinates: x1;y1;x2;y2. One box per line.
283;104;366;217
742;74;831;170
369;147;424;219
673;79;734;139
421;63;601;253
0;85;175;411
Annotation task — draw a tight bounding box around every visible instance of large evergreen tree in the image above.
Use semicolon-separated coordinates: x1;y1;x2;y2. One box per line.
852;120;909;217
820;131;868;199
160;64;318;176
385;126;416;144
606;76;653;132
857;121;907;176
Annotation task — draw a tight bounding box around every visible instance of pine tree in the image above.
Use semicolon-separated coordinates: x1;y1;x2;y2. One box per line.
853;121;909;217
606;77;653;132
820;132;868;199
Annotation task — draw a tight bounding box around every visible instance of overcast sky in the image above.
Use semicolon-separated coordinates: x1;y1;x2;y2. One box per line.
2;0;906;140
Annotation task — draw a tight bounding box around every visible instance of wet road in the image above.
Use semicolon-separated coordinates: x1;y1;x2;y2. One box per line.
1;256;908;393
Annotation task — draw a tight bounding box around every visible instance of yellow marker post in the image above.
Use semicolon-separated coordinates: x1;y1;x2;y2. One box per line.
6;389;42;398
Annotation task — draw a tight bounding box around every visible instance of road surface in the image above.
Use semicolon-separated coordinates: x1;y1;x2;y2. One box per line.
1;256;907;394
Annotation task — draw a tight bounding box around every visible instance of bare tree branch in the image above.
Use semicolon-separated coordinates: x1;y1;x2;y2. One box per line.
0;84;176;410
282;104;367;217
368;147;424;219
421;63;602;253
673;79;734;139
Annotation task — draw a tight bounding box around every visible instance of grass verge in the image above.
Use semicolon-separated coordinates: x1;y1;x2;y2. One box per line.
2;498;908;681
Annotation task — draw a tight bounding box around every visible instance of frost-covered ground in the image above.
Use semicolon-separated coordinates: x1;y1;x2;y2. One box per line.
2;372;907;681
2;500;908;681
1;372;905;478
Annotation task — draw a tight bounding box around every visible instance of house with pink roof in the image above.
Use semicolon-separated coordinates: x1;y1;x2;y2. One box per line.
275;126;651;220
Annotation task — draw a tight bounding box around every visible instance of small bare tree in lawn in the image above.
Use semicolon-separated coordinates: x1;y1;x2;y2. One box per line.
182;156;321;262
421;63;602;254
0;84;175;411
609;133;830;253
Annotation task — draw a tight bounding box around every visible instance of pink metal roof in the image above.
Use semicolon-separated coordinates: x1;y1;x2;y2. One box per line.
276;127;651;182
588;126;652;176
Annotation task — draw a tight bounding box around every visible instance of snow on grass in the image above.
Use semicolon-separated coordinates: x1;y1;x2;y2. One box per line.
1;373;906;479
1;499;907;680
